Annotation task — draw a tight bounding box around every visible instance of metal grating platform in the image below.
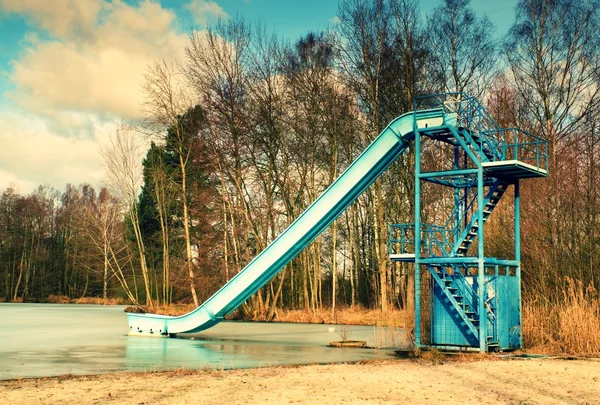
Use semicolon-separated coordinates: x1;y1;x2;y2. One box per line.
482;160;548;179
389;253;416;262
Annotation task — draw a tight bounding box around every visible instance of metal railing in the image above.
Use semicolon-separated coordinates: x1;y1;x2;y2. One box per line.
483;128;549;173
389;223;454;257
389;224;421;256
415;93;549;169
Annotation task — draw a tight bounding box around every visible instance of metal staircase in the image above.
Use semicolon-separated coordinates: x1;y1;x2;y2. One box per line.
453;181;508;257
389;93;547;352
428;265;479;341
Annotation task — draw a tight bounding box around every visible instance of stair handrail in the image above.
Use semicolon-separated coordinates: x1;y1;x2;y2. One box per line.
443;187;479;245
436;264;477;314
415;93;506;161
450;180;506;256
456;97;504;161
439;263;497;326
422;224;454;257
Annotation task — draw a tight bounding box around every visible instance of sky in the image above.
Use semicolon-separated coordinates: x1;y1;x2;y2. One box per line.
0;0;517;194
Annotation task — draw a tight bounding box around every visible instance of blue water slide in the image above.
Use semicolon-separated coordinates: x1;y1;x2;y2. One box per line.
127;108;445;336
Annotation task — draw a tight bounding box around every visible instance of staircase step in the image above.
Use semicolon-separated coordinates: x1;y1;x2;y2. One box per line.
429;265;480;338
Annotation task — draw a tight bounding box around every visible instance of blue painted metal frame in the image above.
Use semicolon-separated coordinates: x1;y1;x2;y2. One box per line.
390;92;548;352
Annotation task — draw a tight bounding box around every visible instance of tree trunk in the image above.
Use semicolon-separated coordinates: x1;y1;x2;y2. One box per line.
179;154;199;307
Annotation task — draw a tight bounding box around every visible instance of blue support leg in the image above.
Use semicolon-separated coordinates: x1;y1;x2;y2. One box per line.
477;168;486;352
515;180;522;349
414;129;422;348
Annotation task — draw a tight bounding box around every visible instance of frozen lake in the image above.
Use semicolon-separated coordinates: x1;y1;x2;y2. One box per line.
0;304;404;380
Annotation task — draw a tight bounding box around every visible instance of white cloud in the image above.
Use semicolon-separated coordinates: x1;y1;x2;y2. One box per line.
186;0;227;26
7;1;187;120
0;169;38;195
0;0;102;40
0;0;227;193
0;111;113;193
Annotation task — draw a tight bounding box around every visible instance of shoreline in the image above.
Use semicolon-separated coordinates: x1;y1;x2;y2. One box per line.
3;300;413;327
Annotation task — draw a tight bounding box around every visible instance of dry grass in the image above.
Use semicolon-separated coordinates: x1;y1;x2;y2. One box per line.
152;303;197;316
47;294;72;304
46;295;126;305
523;277;600;355
75;296;125;305
267;306;413;328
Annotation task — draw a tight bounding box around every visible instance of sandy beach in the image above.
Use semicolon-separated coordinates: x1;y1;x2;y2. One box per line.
2;357;600;404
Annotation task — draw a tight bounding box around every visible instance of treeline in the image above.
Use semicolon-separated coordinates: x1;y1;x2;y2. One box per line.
1;0;599;316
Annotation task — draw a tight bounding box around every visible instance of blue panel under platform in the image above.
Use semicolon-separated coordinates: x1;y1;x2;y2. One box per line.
492;273;521;349
431;270;520;351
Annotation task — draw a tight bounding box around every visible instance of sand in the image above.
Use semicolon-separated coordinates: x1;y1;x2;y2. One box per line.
1;358;599;404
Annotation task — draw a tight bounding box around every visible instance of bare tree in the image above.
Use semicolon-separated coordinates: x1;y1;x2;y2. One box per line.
504;0;600;298
505;0;600;149
143;61;200;307
245;24;289;319
142;144;174;305
389;0;431;108
337;0;391;312
427;0;497;96
185;19;263;312
78;187;143;307
102;125;153;308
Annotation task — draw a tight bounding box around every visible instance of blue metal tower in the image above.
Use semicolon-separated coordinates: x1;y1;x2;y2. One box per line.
389;93;548;352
